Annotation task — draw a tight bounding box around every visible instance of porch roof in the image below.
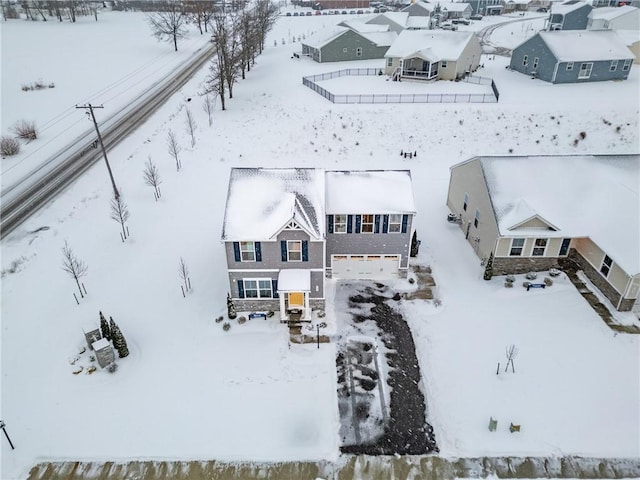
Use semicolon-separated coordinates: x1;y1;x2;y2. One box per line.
278;269;311;292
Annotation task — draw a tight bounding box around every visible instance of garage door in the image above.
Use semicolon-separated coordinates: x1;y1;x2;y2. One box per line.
332;254;400;280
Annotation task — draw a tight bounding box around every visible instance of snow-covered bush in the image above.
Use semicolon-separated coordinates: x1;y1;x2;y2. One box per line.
11;120;38;141
0;136;20;156
544;277;553;287
505;275;515;283
525;272;537;280
223;322;231;332
237;315;246;325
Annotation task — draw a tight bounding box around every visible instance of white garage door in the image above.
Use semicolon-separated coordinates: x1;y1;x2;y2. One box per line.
332;254;400;280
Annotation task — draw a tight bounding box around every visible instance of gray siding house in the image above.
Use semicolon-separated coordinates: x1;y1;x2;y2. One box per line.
325;170;416;280
301;24;396;63
447;155;640;314
222;169;417;322
510;30;634;83
401;1;433;16
547;1;592;30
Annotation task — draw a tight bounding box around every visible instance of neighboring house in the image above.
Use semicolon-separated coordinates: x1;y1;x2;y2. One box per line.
446;155;640;314
401;0;434;16
502;0;532;13
367;12;432;32
547;1;592;29
467;0;505;15
301;23;396;62
509;30;634;82
440;2;474;18
384;30;482;80
315;0;371;8
222;169;417;321
587;5;640;30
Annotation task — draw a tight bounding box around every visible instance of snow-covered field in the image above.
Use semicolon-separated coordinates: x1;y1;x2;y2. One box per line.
1;9;639;480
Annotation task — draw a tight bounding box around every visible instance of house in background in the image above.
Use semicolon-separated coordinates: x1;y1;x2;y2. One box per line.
509;30;634;83
222;169;417;322
502;0;532;14
446;155;640;314
366;12;432;33
587;5;640;30
301;23;396;62
439;2;474;19
401;0;433;16
384;30;482;80
466;0;504;15
546;1;592;30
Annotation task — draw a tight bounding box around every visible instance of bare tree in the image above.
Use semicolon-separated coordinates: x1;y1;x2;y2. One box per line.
505;344;518;373
210;12;241;100
61;241;88;298
31;1;49;21
178;257;191;296
185;107;196;147
253;0;279;54
202;54;226;111
143;157;162;200
11;120;38;142
146;1;189;52
167;129;182;170
202;95;215;127
111;194;131;241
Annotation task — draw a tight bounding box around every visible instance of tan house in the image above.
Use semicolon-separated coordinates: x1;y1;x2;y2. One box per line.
446;155;640;313
384;30;482;80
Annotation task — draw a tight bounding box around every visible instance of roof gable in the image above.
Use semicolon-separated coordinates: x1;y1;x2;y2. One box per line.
222;168;325;241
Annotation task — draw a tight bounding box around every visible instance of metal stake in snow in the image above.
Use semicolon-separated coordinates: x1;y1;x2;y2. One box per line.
76;103;120;199
0;420;15;450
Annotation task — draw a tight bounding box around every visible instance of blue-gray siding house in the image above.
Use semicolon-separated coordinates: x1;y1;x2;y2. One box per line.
222;169;417;322
301;24;396;63
547;1;592;30
509;30;634;83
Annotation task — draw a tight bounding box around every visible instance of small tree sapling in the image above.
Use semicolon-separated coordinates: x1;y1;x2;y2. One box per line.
110;194;131;241
110;317;129;358
483;252;494;280
178;257;191;294
185;107;197;147
167;129;182;171
143;157;162;200
202;95;215;127
61;241;88;298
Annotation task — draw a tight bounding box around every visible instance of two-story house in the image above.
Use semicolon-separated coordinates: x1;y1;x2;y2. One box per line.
222;168;417;321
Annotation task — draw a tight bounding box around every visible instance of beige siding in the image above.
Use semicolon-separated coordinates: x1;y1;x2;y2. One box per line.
512;216;553;229
384;56;400;75
573;237;631;294
447;159;500;261
495;237;511;256
452;35;482;79
546;237;564;257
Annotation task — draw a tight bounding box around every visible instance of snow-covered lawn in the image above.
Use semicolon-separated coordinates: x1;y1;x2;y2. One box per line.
1;9;639;480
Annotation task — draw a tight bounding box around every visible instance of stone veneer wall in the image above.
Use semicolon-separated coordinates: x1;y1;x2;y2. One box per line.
492;256;559;276
568;249;627;311
233;298;326;313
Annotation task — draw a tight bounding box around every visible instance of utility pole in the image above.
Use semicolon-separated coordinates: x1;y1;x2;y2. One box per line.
76;104;120;199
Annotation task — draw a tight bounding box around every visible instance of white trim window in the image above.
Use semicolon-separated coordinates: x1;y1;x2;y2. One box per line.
600;255;613;277
623;59;631;71
578;62;593;79
532;238;548;256
356;47;363;57
474;209;480;228
387;57;393;67
509;238;525;256
441;60;448;68
610;60;618;72
287;240;302;261
240;241;256;262
343;47;348;53
388;214;402;233
243;279;273;298
463;192;469;211
361;214;374;233
533;57;539;69
522;55;528;67
566;61;574;71
334;214;347;234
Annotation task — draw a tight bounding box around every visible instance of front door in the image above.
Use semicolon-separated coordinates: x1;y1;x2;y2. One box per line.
288;292;304;308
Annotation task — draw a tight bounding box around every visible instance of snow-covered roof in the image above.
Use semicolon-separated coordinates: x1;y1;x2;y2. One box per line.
589;5;638;21
538;30;634;61
615;29;640;47
374;12;410;27
325;170;416;214
406;16;432;29
339;19;390;33
402;1;433;13
477;155;640;275
278;269;311;292
551;1;589;15
360;31;398;47
222;168;325;241
441;2;472;12
303;26;349;49
385;30;475;60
